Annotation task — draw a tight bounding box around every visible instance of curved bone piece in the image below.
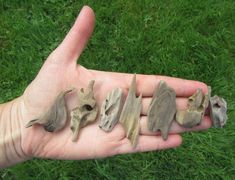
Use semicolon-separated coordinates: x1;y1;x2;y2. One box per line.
119;75;142;147
25;89;72;132
176;87;211;128
209;95;227;128
147;80;176;140
99;88;123;132
70;80;98;141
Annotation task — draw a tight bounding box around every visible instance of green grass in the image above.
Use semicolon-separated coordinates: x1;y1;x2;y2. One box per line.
0;0;235;179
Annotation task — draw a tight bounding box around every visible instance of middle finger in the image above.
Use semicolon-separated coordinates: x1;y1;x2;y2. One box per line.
141;97;188;115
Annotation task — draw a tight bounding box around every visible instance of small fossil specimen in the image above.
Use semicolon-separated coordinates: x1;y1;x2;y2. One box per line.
99;88;123;132
202;86;211;116
147;80;176;140
176;87;211;128
209;95;227;128
70;80;98;141
119;75;142;147
25;89;72;132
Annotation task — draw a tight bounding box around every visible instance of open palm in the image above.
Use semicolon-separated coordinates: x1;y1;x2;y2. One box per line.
19;6;211;160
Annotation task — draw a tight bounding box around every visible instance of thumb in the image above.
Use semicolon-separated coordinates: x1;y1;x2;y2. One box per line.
49;6;95;64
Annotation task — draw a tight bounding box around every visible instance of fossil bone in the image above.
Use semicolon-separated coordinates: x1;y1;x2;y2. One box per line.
176;87;211;128
202;86;211;116
25;89;72;132
99;88;123;132
70;80;98;142
147;80;176;140
119;75;142;147
209;95;227;128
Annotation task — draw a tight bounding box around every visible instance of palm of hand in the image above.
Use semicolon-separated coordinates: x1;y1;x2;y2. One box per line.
18;6;211;160
21;60;130;159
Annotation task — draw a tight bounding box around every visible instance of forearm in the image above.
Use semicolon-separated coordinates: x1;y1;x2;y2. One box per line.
0;97;28;169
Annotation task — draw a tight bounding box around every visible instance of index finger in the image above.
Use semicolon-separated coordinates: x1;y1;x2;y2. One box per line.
135;74;208;97
91;70;208;97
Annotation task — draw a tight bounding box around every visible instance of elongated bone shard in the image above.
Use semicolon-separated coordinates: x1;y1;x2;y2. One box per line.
99;88;123;132
147;81;176;140
119;75;142;147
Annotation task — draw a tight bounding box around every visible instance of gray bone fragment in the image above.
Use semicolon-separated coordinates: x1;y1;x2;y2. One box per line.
25;89;72;132
70;80;98;141
99;88;123;132
147;80;176;140
119;75;142;147
209;95;227;128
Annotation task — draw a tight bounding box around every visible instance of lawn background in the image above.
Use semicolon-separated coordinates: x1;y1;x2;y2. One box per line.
0;0;235;179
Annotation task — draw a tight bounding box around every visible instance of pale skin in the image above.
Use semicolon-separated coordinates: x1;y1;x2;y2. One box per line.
0;6;212;169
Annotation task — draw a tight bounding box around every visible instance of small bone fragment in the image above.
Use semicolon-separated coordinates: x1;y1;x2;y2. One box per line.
99;88;123;132
176;89;203;128
188;89;204;110
25;89;72;132
202;86;211;116
176;110;203;128
119;75;142;147
147;81;176;140
176;87;211;128
70;80;98;141
209;95;227;128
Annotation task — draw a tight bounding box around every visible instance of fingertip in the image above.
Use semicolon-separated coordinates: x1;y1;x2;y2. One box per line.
52;5;95;64
181;79;208;97
82;5;95;15
194;81;208;94
170;134;182;148
203;116;213;129
75;5;95;31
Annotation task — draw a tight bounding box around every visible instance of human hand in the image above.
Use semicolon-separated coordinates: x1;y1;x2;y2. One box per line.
16;6;212;161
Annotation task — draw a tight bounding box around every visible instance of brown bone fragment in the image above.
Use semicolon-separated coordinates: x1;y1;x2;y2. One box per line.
147;81;176;140
119;75;142;147
209;95;227;128
176;87;211;128
70;80;98;142
25;89;72;132
99;88;123;132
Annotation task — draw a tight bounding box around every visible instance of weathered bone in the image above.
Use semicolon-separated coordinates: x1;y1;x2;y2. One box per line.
202;86;211;116
99;88;123;132
25;89;72;132
147;80;176;140
176;87;211;128
119;75;142;147
70;80;98;141
209;95;227;128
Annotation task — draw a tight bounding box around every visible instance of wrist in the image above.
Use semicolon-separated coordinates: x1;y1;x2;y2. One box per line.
0;97;30;168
